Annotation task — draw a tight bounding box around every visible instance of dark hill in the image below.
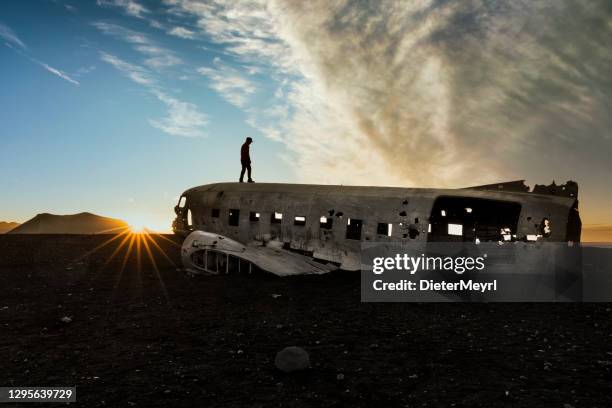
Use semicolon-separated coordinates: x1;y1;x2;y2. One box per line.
7;212;128;234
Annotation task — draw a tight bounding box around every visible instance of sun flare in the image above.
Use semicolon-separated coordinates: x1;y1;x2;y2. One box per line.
123;214;171;234
124;214;152;234
129;224;146;234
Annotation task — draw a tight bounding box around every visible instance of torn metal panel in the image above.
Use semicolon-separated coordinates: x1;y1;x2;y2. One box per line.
468;179;579;199
467;180;531;193
182;230;336;276
174;181;581;275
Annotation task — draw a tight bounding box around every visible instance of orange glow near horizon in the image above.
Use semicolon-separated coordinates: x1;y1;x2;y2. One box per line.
128;225;146;234
119;212;173;234
582;225;612;243
124;214;152;234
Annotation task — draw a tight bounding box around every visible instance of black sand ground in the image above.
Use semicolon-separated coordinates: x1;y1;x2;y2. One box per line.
0;234;611;407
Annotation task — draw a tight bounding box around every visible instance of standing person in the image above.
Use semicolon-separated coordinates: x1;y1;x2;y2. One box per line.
239;137;254;183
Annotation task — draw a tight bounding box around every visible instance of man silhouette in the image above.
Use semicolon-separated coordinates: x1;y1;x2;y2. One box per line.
239;137;254;183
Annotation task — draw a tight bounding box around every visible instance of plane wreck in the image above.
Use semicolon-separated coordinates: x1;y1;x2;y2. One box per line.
173;180;581;276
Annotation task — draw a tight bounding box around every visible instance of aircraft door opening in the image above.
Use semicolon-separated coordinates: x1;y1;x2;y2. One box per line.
427;196;521;243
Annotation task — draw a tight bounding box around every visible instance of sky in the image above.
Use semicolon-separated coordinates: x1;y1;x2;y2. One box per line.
0;0;611;236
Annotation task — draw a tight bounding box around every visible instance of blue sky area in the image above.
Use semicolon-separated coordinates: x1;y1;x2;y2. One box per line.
1;0;294;231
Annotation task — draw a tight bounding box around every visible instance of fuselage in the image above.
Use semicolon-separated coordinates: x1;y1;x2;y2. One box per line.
173;181;581;271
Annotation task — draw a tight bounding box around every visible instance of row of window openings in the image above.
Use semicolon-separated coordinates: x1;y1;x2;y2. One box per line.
213;208;393;240
212;208;467;238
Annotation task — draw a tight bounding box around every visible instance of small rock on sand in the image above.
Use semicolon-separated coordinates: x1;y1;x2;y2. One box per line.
274;346;310;373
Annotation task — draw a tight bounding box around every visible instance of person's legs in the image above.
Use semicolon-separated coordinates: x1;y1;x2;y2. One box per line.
247;162;252;182
239;161;246;182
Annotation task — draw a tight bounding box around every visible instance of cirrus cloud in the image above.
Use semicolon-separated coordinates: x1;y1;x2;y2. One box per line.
197;57;256;108
2;22;79;85
164;0;612;190
168;26;195;39
149;90;208;138
0;23;27;49
99;52;207;138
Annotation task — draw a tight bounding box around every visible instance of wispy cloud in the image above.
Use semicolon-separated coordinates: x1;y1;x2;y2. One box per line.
165;0;612;189
0;23;27;49
92;21;148;44
149;90;208;138
197;57;256;108
99;52;207;137
165;0;293;70
99;51;155;86
148;20;165;30
2;23;79;86
134;44;182;68
38;62;80;85
75;65;96;76
96;0;149;19
92;22;182;69
94;14;207;137
168;26;195;39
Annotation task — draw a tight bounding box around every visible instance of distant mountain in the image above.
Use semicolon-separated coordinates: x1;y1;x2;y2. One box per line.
0;221;20;234
7;212;128;234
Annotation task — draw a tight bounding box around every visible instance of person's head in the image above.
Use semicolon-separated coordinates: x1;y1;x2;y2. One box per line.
246;137;253;144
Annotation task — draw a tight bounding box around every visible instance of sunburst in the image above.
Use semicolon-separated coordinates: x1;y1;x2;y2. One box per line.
68;225;179;303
